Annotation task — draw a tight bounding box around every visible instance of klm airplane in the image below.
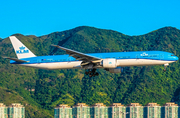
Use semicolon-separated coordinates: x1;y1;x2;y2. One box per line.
3;36;179;77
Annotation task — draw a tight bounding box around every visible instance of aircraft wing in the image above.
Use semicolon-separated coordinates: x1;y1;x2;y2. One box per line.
2;57;29;63
51;45;102;63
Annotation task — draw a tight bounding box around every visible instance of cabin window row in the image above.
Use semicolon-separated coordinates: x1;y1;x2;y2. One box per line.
142;54;159;57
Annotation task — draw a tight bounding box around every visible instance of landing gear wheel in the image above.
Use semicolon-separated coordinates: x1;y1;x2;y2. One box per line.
89;74;93;77
163;63;169;72
95;72;99;76
85;71;89;75
85;69;99;77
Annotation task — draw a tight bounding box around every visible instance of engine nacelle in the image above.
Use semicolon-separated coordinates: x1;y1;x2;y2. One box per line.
102;59;117;68
108;67;122;73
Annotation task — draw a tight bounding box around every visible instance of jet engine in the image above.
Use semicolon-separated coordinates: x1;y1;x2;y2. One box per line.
101;59;117;68
106;67;123;73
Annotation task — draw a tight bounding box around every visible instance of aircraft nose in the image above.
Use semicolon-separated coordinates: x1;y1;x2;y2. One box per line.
175;56;179;61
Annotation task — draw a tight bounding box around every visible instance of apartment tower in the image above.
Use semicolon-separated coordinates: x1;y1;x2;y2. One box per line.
145;103;161;118
54;104;72;118
162;102;179;118
72;103;90;118
109;103;126;118
126;103;144;118
91;103;108;118
8;103;25;118
0;103;7;118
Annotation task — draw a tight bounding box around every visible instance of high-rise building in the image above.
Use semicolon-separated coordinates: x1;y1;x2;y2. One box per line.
54;104;72;118
53;102;180;118
91;103;108;118
0;103;7;118
145;103;161;118
72;103;90;118
8;103;25;118
161;102;179;118
109;103;126;118
126;103;144;118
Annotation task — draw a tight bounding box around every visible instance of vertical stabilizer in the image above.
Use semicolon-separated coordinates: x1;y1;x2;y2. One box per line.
9;36;36;59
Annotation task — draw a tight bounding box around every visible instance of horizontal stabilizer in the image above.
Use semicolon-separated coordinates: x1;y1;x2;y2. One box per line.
2;57;29;63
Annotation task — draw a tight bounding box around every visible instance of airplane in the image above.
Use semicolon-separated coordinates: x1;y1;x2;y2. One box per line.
3;36;179;77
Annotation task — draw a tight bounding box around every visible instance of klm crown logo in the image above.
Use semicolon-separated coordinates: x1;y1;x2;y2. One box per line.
19;46;25;50
140;52;148;57
16;46;29;54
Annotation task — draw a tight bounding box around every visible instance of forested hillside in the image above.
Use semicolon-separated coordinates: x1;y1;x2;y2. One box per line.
0;26;180;117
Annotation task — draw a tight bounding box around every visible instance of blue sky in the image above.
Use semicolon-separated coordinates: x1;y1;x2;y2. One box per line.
0;0;180;38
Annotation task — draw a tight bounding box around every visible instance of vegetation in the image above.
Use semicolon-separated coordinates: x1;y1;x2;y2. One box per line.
0;87;52;118
0;26;180;117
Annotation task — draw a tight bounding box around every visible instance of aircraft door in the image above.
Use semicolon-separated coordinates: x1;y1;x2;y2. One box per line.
36;59;43;68
136;54;140;59
37;59;42;63
67;57;71;62
136;54;140;64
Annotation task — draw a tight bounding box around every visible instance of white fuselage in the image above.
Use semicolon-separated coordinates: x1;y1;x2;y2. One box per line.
20;59;175;70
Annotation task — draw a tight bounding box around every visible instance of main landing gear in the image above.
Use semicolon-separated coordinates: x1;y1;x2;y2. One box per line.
85;69;99;77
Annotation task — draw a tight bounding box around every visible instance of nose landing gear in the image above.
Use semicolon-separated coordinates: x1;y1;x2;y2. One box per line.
85;69;99;77
164;63;169;72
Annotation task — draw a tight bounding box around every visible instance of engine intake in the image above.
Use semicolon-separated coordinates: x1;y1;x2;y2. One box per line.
102;59;117;68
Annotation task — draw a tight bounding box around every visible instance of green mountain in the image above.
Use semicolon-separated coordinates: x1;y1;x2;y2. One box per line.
0;26;180;117
0;87;52;118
